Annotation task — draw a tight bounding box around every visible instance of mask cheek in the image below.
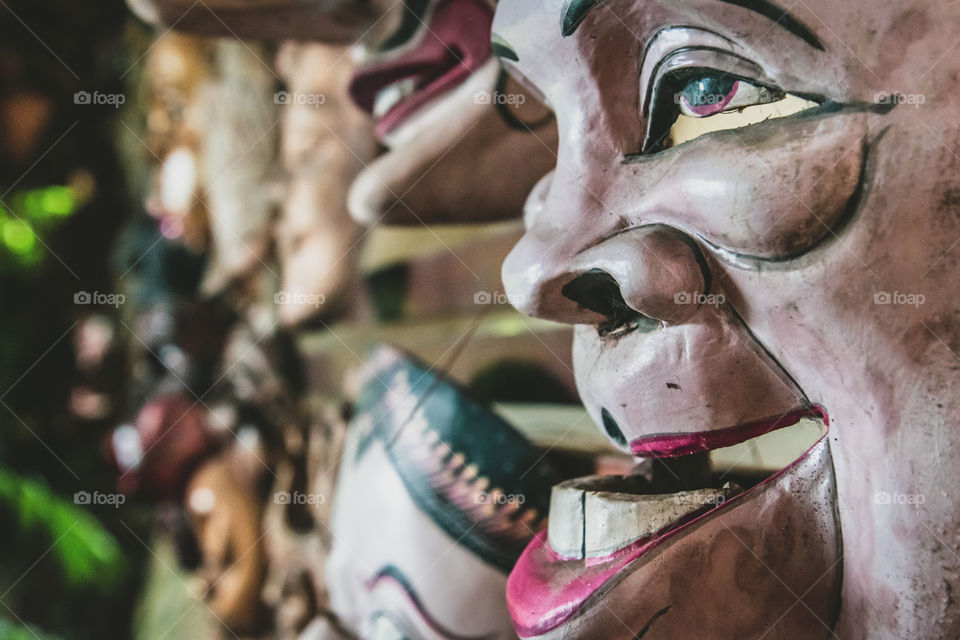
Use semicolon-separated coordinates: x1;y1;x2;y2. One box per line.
663;111;869;260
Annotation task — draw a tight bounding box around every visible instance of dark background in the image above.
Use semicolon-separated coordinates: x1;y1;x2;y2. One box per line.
0;1;148;638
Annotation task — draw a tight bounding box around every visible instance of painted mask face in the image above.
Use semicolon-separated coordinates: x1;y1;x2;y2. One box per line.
185;448;268;636
346;0;558;225
326;345;564;639
493;0;960;638
275;41;376;326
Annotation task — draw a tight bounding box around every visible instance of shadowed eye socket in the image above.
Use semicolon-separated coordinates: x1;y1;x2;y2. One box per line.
644;67;819;153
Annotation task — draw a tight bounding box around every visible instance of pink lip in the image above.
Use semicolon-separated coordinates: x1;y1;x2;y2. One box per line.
629;407;825;458
507;410;830;638
348;0;493;139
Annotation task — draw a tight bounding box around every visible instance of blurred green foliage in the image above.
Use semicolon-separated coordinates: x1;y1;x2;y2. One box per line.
0;185;82;269
0;468;125;591
0;618;64;640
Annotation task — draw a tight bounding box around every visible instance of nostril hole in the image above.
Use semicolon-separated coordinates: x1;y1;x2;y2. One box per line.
562;269;658;338
561;269;633;318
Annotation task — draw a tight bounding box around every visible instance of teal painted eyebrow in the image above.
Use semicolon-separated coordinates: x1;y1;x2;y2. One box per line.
491;32;519;61
561;0;606;37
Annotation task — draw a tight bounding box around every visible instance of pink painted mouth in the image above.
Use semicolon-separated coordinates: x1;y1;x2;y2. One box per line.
348;0;493;140
630;407;825;458
507;409;830;638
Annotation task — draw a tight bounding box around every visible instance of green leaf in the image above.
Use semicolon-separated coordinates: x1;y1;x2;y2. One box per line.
0;469;125;592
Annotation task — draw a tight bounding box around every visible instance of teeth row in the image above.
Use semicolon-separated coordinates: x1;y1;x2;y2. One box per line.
548;476;739;560
392;405;546;543
373;77;418;119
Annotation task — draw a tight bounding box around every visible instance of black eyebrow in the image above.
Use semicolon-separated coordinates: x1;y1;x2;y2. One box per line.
718;0;824;50
562;0;606;37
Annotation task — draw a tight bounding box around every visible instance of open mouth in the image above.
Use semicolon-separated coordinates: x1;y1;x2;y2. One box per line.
507;408;830;638
348;0;493;139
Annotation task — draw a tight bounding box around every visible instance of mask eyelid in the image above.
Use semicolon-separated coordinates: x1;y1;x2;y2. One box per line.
639;27;753;116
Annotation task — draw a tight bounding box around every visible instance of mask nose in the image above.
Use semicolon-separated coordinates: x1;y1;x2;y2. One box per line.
503;223;710;329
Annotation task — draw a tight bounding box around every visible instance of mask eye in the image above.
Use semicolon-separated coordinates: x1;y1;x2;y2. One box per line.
677;76;781;117
645;70;819;152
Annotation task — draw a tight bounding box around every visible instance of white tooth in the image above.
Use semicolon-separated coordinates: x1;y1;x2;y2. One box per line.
548;479;587;558
373;77;417;119
548;476;737;560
